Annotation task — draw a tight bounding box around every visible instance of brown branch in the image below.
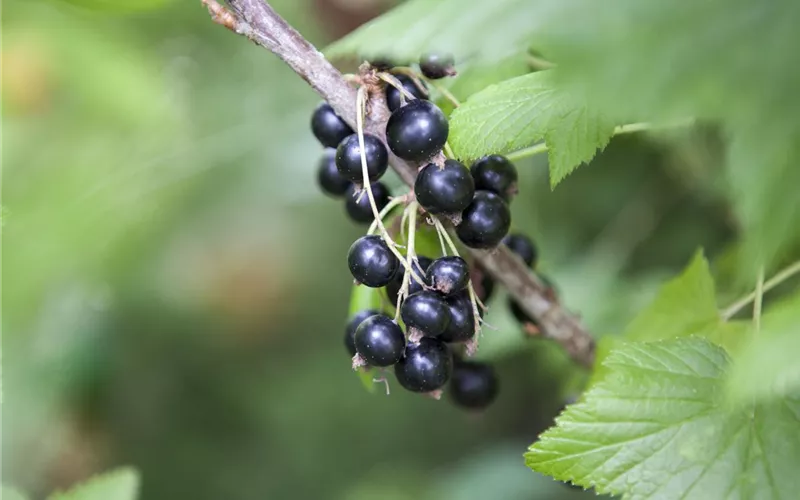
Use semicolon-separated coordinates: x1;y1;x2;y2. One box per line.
202;0;595;368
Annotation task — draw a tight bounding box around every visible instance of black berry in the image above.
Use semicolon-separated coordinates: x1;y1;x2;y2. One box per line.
419;52;456;79
395;338;452;392
449;360;498;410
426;256;469;296
348;235;399;287
317;149;351;197
439;292;476;343
414;160;475;214
354;315;406;366
386;74;428;112
385;100;449;162
386;256;432;305
470;155;518;201
502;233;538;268
400;290;450;337
311;102;353;148
345;309;383;356
456;191;511;249
344;182;390;224
335;133;389;183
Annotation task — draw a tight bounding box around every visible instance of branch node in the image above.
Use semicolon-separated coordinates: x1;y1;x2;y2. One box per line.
201;0;239;31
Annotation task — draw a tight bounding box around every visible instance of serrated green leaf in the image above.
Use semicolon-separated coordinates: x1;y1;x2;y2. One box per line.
436;55;531;116
727;291;800;405
48;467;139;500
325;0;545;62
448;71;615;188
2;486;30;500
525;338;800;499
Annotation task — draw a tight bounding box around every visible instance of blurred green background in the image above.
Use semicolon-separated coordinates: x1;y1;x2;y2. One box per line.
2;0;739;498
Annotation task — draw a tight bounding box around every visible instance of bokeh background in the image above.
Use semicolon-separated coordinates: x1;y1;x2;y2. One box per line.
3;0;739;498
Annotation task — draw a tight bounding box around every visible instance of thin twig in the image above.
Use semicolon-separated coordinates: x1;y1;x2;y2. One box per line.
204;0;596;368
721;259;800;320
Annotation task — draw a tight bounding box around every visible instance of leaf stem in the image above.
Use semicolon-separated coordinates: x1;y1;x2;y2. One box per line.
722;259;800;320
753;266;765;335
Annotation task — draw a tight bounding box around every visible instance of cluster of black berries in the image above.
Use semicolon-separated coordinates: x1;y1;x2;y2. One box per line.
310;53;551;410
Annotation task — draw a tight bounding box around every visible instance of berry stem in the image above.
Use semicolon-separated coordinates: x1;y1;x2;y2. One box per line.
721;259;800;320
753;266;765;336
367;196;406;235
395;202;421;319
378;72;419;105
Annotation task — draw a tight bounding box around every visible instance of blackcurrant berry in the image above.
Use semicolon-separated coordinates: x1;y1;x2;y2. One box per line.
386;74;428;112
400;290;450;337
311;102;353;148
344;182;390;224
456;191;511;249
345;309;383;357
419;52;456;79
502;233;538;268
470;155;518;201
414;160;475;214
385;100;449;162
449;360;498;410
348;235;399;287
385;256;432;305
354;315;406;366
317;149;351;197
439;292;475;343
426;256;470;296
395;338;452;392
335;133;389;183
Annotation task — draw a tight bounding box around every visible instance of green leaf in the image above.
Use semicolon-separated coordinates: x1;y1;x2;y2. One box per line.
727;291;800;405
448;71;615;188
48;467;139;500
525;338;800;499
436;55;531;116
2;486;29;500
325;0;545;62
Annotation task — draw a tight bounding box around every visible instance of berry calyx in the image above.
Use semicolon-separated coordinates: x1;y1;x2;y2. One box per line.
395;338;453;392
438;292;476;343
400;290;451;337
386;256;432;304
386;74;428;112
414;160;475;215
449;360;498;410
502;233;538;268
419;52;456;79
311;102;353;148
317;149;351;197
354;315;406;366
426;256;470;296
455;191;511;249
470;155;518;201
344;182;390;224
335;133;389;183
385;100;449;162
345;309;383;356
347;235;399;287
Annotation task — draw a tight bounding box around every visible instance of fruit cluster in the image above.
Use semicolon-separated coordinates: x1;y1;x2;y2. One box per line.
311;54;550;410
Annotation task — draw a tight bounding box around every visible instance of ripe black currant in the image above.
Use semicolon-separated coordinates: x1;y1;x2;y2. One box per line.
449;360;498;410
439;292;476;343
419;52;456;79
400;290;450;337
348;235;399;287
311;102;353;148
354;315;406;366
414;160;475;214
395;338;452;392
456;191;511;249
335;133;389;183
317;148;351;197
345;309;383;357
385;256;432;305
344;182;390;224
386;74;428;112
502;233;538;268
385;100;449;162
426;256;469;296
470;155;518;201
